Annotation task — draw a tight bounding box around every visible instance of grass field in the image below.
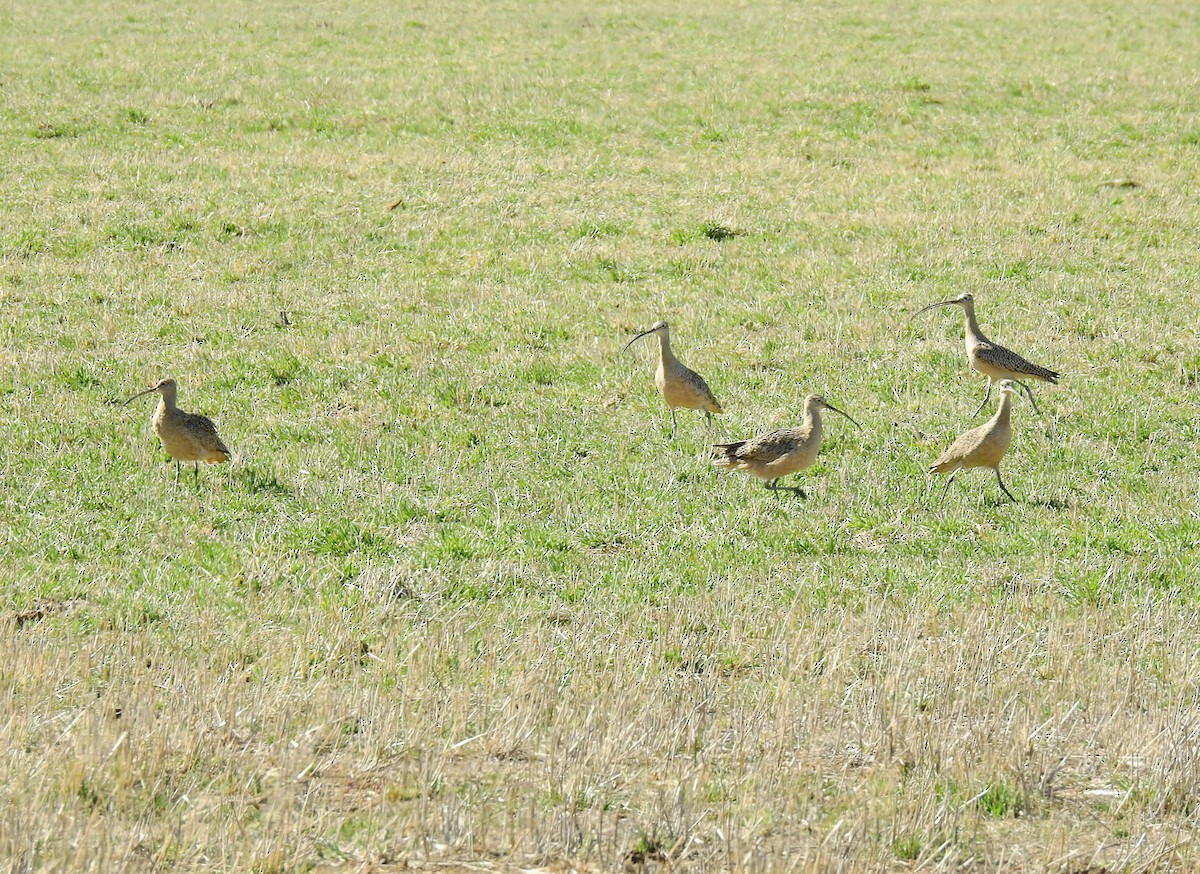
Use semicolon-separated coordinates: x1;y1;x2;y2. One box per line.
2;0;1200;870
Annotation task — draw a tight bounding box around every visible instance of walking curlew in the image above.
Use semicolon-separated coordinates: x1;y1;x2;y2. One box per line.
711;394;860;494
929;380;1020;502
911;292;1060;415
623;320;723;437
123;378;231;486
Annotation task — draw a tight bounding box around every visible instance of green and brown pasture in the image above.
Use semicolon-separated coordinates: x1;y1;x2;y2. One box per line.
2;0;1199;870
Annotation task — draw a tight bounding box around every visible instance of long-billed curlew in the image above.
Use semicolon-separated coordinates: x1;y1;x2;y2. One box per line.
123;378;231;485
711;394;860;494
929;380;1020;502
911;292;1060;415
623;320;723;437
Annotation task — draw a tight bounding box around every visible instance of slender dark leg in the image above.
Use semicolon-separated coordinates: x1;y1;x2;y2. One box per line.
194;462;201;487
972;379;993;416
670;408;678;438
1013;380;1041;415
174;461;181;488
939;470;958;502
995;468;1017;502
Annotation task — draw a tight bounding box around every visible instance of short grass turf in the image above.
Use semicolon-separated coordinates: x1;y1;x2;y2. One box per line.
2;0;1200;871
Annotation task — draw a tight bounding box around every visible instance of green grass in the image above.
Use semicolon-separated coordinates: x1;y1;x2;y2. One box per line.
2;0;1200;870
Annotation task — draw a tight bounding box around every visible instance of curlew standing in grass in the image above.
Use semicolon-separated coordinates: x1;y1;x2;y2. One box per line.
911;292;1060;415
929;380;1020;502
623;320;723;437
711;394;860;494
123;378;231;486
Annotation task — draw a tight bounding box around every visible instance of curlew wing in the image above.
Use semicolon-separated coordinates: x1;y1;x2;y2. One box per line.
975;341;1060;384
717;428;804;464
929;423;990;473
679;365;723;413
180;411;231;461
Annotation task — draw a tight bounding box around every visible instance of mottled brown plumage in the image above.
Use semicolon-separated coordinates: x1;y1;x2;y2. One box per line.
711;394;859;493
123;378;230;485
623;320;723;436
912;293;1060;415
930;381;1019;502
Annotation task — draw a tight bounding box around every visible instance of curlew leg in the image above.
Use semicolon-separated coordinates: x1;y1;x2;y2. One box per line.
1013;380;1042;415
972;379;994;416
995;468;1017;503
764;478;779;493
670;408;679;439
173;461;181;489
939;470;959;502
193;462;201;487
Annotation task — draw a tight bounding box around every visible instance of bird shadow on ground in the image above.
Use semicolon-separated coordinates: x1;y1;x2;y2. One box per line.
981;496;1018;508
981;495;1068;510
767;485;807;499
235;466;291;496
1027;496;1071;511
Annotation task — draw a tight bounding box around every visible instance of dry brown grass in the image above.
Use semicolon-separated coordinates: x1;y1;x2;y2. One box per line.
4;582;1198;871
3;0;1200;870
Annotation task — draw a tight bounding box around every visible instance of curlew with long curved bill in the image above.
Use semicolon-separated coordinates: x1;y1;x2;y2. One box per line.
123;378;231;486
711;394;860;494
623;320;723;437
930;380;1021;502
911;293;1059;415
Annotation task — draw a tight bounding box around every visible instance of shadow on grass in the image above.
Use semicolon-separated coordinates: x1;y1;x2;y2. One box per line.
1028;496;1071;511
236;466;290;496
767;484;807;499
977;495;1068;510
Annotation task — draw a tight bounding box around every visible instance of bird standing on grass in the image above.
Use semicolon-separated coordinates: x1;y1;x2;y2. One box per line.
911;292;1060;415
711;394;860;495
123;378;231;486
623;320;723;437
929;380;1020;502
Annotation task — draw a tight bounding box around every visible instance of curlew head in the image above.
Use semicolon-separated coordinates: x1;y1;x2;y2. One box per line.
997;379;1019;398
622;319;669;352
122;377;177;406
805;394;862;429
910;292;975;322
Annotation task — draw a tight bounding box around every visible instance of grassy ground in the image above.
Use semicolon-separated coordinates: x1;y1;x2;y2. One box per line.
2;0;1200;870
